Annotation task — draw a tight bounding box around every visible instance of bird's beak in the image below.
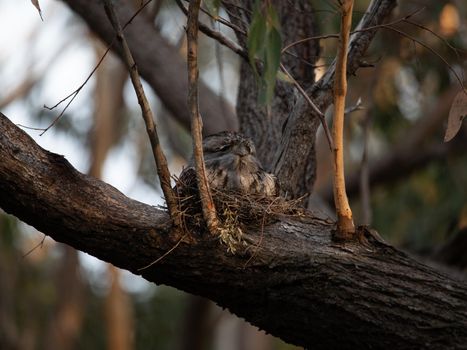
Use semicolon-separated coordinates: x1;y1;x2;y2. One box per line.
236;142;252;157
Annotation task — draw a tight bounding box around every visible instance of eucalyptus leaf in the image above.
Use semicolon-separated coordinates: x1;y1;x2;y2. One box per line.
204;0;221;18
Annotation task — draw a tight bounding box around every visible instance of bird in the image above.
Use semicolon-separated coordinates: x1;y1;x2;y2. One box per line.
176;131;278;197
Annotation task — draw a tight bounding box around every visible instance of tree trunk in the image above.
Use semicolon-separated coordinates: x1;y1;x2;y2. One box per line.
225;0;398;201
1;112;466;349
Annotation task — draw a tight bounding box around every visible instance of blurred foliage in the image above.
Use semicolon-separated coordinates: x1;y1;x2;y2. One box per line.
0;215;57;349
247;1;282;104
76;284;187;350
132;287;186;350
369;158;466;250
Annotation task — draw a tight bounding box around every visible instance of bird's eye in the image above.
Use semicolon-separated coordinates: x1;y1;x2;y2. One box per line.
216;144;230;152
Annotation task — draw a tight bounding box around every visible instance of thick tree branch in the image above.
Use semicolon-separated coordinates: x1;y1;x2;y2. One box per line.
2;112;467;349
61;0;238;134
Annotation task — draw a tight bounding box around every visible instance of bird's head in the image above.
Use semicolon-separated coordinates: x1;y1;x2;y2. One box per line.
202;131;256;160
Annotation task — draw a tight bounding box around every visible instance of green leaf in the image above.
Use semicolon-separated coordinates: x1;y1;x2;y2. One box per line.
247;4;267;77
247;1;282;105
266;3;281;30
262;27;282;104
204;0;221;18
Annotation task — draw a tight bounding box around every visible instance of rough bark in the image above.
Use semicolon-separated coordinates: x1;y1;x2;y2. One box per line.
226;0;397;200
62;0;237;135
2;113;467;349
225;0;320;172
274;0;398;201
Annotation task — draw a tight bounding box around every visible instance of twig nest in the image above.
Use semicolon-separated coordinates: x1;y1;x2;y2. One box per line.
174;174;304;253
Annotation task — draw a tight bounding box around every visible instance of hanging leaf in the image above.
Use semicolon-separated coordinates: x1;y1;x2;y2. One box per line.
246;1;282;105
204;0;221;18
261;27;282;103
31;0;43;21
266;2;280;30
444;90;467;142
247;6;267;77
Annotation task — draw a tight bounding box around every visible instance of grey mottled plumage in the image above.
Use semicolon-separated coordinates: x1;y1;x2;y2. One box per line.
178;131;278;196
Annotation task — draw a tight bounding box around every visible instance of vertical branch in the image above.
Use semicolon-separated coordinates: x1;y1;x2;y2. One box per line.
186;0;219;234
332;0;356;239
102;0;179;225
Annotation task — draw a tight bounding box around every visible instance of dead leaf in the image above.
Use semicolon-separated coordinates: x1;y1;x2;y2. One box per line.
444;90;467;142
31;0;43;21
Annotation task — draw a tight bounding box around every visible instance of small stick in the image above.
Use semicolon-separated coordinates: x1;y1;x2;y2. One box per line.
186;0;219;234
103;0;179;225
137;236;185;271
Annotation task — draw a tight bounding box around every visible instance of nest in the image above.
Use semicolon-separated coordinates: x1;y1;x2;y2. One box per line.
174;172;305;253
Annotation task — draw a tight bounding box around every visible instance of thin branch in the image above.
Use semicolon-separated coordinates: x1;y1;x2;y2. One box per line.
22;234;47;258
381;24;466;91
102;0;179;225
282;34;339;54
40;46;111;136
138;235;186;271
332;0;356;239
175;0;248;61
404;18;467;57
197;1;246;35
178;1;319;75
35;0;154;136
279;63;334;150
186;0;219;234
281;7;424;55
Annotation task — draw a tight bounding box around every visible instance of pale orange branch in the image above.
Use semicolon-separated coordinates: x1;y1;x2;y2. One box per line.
103;0;179;224
332;0;356;239
186;0;219;234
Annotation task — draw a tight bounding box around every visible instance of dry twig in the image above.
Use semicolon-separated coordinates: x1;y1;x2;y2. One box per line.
103;0;179;224
186;0;219;235
175;0;248;60
35;1;154;135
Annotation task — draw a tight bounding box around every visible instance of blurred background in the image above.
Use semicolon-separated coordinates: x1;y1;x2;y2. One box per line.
0;0;465;349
